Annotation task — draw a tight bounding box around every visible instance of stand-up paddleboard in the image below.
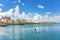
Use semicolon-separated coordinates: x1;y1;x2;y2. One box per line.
34;24;39;32
35;27;39;32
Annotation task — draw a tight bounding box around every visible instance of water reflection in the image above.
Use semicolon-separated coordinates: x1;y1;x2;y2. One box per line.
0;24;60;40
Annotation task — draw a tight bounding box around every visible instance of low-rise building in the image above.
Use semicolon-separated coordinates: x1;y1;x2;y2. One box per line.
2;16;11;23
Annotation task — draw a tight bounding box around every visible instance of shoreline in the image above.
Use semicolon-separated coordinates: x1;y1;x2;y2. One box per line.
0;22;59;27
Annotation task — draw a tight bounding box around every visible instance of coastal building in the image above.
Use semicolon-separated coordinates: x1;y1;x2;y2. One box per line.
0;19;2;22
2;16;11;23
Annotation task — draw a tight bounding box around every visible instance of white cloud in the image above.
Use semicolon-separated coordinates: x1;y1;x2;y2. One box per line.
46;12;52;15
13;1;16;3
44;15;49;18
14;5;21;19
37;5;44;9
0;8;2;13
0;9;13;17
0;8;14;19
21;12;26;19
22;3;25;6
6;9;13;17
0;4;3;7
0;5;20;20
0;5;60;22
17;0;21;3
14;5;20;11
13;7;60;22
53;15;60;22
43;14;54;22
32;13;43;22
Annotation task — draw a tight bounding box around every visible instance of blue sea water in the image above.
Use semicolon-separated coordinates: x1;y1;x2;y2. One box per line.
0;24;60;40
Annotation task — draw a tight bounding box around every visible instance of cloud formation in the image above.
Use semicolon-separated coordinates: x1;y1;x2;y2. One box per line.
0;8;2;12
0;4;3;7
22;3;25;6
0;9;13;17
45;12;52;15
17;0;21;3
37;5;44;9
0;5;60;22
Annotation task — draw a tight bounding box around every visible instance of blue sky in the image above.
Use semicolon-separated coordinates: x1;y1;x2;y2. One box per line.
0;0;60;22
0;0;60;14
